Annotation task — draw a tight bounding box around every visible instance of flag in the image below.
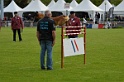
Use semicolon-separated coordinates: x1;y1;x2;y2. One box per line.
108;7;114;19
63;38;84;57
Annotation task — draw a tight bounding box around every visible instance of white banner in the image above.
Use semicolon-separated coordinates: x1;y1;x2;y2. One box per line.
64;3;70;9
63;38;84;57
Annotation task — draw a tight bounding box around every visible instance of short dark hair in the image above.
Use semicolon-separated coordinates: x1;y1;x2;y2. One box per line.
14;12;18;14
70;11;75;15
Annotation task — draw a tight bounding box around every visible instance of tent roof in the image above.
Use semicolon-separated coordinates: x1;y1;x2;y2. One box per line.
71;0;103;12
70;0;78;8
114;0;124;11
49;0;72;11
4;0;22;12
22;0;48;12
98;0;113;11
47;0;56;8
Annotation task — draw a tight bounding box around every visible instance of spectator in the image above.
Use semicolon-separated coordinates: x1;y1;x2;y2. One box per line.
107;20;111;29
11;12;24;41
95;12;100;24
4;16;7;27
83;17;87;24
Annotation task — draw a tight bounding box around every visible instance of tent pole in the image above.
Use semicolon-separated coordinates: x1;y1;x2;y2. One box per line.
0;0;4;20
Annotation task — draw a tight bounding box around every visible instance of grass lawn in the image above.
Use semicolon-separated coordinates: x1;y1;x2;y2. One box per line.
0;27;124;82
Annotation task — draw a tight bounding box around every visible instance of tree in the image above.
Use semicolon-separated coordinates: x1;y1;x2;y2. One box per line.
4;0;29;8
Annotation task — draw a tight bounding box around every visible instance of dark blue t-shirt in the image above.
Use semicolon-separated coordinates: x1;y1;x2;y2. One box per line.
37;17;55;41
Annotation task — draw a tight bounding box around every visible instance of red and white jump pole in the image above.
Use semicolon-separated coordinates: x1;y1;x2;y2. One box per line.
61;26;86;68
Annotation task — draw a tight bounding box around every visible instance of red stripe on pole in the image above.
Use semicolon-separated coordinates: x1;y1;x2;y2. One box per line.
74;40;79;51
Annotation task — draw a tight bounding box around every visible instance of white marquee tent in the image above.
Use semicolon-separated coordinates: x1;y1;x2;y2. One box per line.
4;0;22;12
48;0;72;12
70;0;103;12
70;0;78;8
98;0;113;12
70;0;103;23
47;0;56;8
114;0;124;14
22;0;48;12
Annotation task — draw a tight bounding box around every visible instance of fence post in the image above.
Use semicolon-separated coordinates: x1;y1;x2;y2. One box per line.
61;26;64;68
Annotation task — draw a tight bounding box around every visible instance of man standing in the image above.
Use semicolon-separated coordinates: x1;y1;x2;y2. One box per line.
95;12;100;24
37;10;56;70
11;12;24;41
67;11;81;38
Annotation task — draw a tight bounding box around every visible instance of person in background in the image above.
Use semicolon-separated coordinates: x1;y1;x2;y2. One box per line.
83;17;87;26
37;10;56;70
107;20;111;29
4;16;7;27
95;12;100;24
11;12;24;41
67;11;81;38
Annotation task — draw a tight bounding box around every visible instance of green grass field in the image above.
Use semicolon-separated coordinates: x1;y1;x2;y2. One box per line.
0;27;124;82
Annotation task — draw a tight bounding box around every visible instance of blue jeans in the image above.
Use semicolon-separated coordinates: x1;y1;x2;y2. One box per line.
40;40;53;69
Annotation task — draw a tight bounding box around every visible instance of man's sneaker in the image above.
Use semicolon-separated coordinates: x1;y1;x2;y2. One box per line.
47;68;53;70
41;67;45;70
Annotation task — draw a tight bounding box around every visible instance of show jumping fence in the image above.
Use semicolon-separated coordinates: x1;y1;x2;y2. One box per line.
61;26;86;68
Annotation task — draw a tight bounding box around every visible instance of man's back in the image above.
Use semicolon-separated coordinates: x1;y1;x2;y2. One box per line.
37;17;55;41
